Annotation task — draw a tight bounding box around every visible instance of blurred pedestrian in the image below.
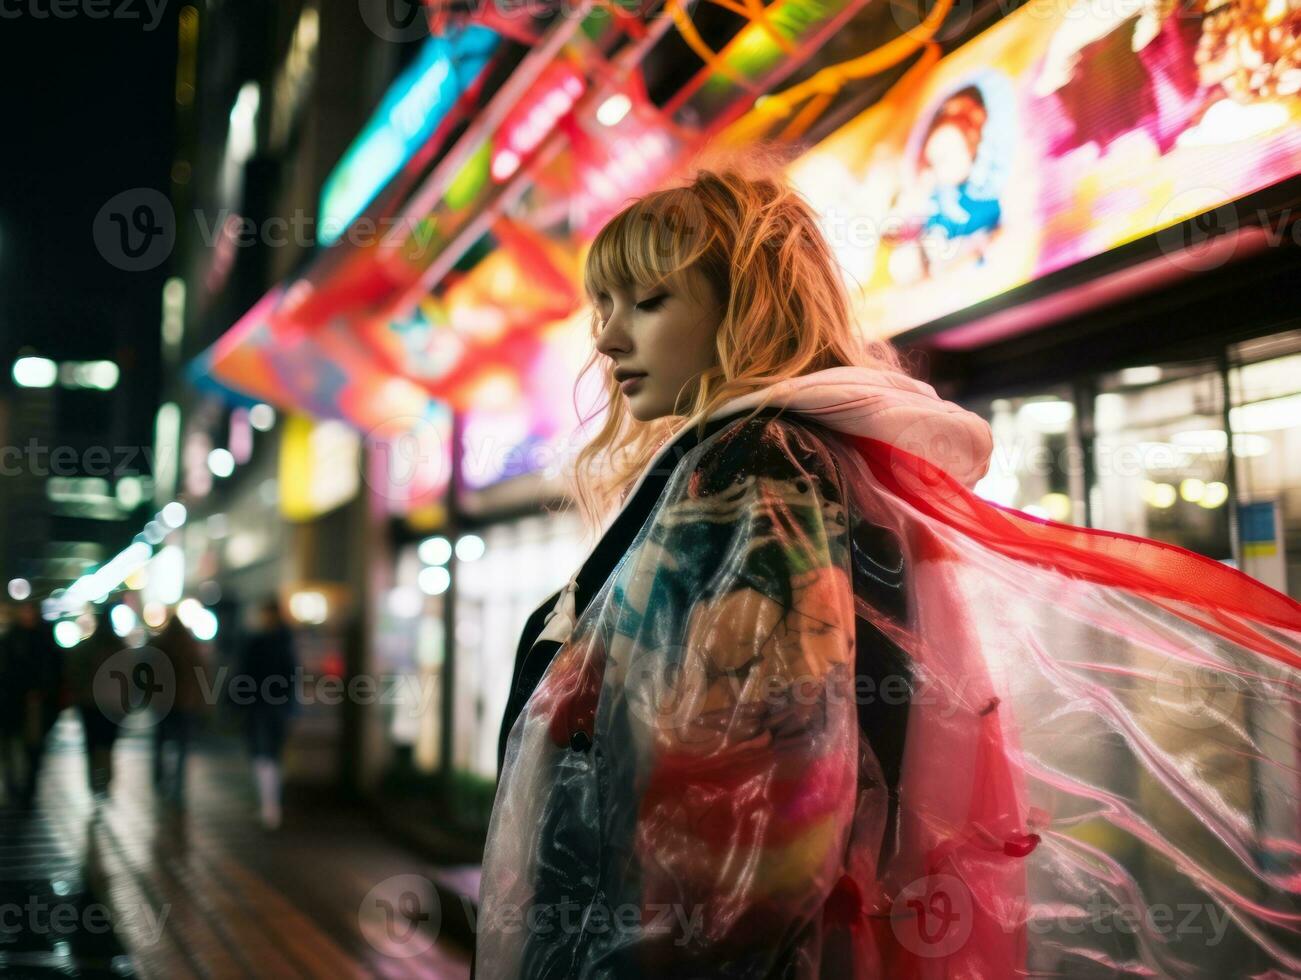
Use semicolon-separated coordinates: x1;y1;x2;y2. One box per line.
66;613;124;801
1;601;64;807
235;598;298;829
0;604;29;803
151;612;208;804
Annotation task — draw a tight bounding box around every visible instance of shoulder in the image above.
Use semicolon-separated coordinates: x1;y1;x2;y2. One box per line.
687;411;846;505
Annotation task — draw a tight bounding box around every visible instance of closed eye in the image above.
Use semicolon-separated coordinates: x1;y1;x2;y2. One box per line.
636;294;667;312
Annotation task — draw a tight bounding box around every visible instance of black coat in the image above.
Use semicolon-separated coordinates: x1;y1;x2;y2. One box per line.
474;406;913;978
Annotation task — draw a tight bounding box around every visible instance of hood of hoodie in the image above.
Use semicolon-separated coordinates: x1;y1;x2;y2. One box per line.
698;365;994;489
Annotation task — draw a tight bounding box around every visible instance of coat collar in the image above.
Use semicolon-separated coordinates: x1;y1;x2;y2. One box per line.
563;366;991;620
568;404;788;619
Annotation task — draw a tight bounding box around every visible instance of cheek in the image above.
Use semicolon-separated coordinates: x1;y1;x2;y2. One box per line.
643;309;717;382
672;312;718;366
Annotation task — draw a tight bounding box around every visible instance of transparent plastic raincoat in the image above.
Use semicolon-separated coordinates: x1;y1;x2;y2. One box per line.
475;366;1301;979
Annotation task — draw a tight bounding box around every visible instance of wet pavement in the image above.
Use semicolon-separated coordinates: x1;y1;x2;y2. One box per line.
0;714;474;979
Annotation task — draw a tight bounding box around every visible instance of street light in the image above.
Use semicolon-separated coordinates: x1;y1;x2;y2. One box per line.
12;356;57;388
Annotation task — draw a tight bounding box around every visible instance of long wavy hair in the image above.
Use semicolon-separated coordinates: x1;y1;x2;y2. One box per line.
561;145;903;542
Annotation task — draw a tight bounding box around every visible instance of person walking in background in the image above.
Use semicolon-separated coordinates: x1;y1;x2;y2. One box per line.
1;601;64;808
66;613;124;801
0;603;24;801
0;604;31;804
152;612;208;805
235;598;298;830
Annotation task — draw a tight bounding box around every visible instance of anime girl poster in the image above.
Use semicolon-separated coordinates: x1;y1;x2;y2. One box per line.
881;71;1018;286
788;0;1301;339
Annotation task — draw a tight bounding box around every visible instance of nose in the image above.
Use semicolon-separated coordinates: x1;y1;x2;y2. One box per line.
594;304;632;359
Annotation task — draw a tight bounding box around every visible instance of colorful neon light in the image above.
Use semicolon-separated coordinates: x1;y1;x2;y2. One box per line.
318;27;500;244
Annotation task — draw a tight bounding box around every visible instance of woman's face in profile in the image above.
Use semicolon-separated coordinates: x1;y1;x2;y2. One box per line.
593;264;723;421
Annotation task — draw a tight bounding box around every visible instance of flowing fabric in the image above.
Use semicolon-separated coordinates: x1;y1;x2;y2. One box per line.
477;366;1301;978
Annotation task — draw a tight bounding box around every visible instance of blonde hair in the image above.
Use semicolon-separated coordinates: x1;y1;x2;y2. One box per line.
560;144;903;542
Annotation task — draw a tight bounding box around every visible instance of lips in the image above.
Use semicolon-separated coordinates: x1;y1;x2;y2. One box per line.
619;374;646;394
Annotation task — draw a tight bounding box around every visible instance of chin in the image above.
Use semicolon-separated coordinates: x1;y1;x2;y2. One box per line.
626;393;668;422
627;402;661;422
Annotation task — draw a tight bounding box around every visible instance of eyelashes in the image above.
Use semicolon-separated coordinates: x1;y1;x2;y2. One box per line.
594;293;668;330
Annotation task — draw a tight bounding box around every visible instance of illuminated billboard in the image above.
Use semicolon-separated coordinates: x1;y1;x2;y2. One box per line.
791;0;1301;338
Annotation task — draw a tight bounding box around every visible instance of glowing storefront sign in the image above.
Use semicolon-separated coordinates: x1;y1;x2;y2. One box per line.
279;414;362;520
790;0;1301;339
490;60;585;183
318;26;500;244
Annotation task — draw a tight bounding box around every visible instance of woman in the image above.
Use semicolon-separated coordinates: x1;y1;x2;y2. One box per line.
475;158;1301;978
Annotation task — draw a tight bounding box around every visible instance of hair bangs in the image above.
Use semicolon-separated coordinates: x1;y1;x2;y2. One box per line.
583;190;714;307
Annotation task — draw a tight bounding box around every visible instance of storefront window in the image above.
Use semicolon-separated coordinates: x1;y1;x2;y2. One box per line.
453;511;585;780
377;544;446;775
1228;332;1301;601
1092;361;1232;564
971;390;1085;525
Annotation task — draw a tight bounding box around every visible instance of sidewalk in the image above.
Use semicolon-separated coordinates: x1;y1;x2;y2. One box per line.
0;714;474;979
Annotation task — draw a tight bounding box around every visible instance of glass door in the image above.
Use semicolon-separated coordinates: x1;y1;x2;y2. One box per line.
969;389;1086;525
1091;361;1232;564
1228;330;1301;602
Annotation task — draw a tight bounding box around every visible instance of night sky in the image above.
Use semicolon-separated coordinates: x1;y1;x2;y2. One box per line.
0;7;177;366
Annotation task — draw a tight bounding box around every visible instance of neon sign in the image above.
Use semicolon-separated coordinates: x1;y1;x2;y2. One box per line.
318;27;500;244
